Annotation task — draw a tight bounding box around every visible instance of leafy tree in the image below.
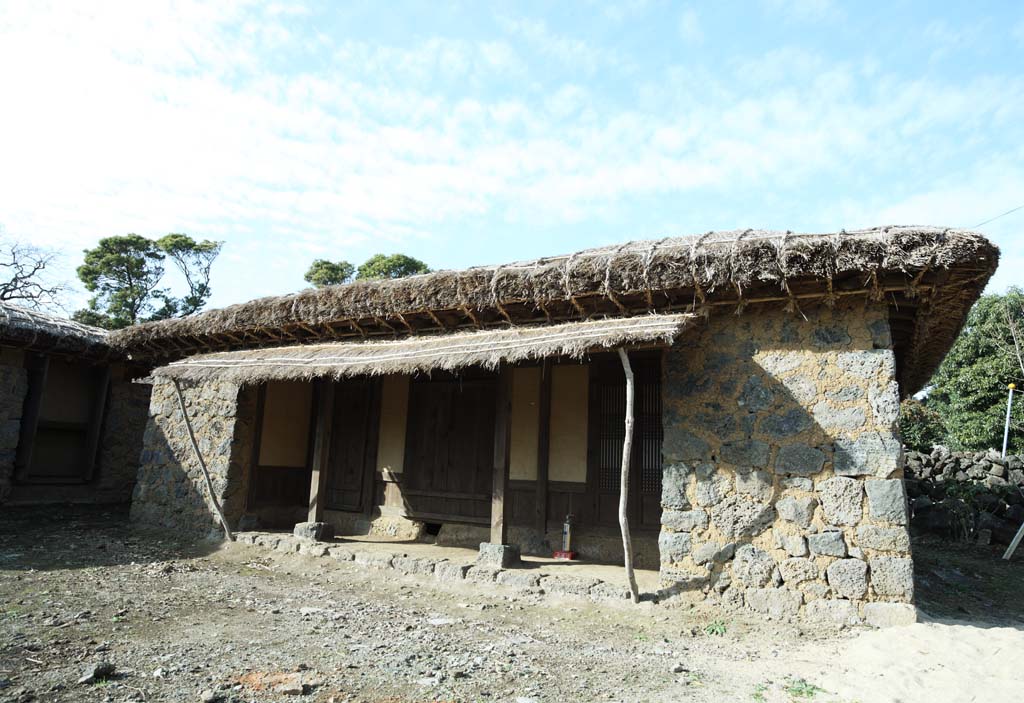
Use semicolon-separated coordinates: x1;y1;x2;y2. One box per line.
74;233;223;329
899;399;947;452
157;234;223;315
355;253;430;280
0;236;65;309
75;235;167;329
304;259;355;288
929;288;1024;453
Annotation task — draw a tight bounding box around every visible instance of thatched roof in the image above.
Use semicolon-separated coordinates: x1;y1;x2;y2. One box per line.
157;313;695;385
0;302;113;358
112;226;999;395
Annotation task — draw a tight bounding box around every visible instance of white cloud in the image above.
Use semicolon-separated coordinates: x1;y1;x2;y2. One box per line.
760;0;842;24
0;2;1020;308
678;7;702;44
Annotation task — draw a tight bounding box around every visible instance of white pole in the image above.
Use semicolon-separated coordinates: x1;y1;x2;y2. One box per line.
1002;384;1016;459
616;348;640;604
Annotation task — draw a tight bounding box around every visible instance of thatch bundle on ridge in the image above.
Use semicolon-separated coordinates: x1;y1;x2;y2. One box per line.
0;302;113;358
109;226;999;395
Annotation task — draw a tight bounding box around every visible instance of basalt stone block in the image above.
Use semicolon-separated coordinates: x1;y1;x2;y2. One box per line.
760;410;813;440
778;557;817;585
733;544;781;588
776;496;817;528
694;471;732;507
354;551;394;569
710;496;775;538
662;508;709;532
813;325;851;348
658;530;692;563
825;558;869;599
293;522;335;542
692;540;734;566
865;479;909;525
735;469;773;502
855;525;910;552
808;530;847;557
661;463;691;510
392;555;437;576
540;575;602;597
477;542;521;568
803;599;861;627
775;444;826;476
837;350;890;379
721;439;771;468
778;534;808;557
496;570;541;589
744;587;802;620
864;602;917;627
739;375;774;411
434;561;471;582
818;477;863;526
466;565;501;583
812;403;867;432
664;430;711;463
869;556;914;600
869;381;901;428
834;433;901;478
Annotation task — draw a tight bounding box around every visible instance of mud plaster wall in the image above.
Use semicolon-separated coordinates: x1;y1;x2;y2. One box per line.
131;379;257;537
660;301;915;626
548;364;588;483
0;353;28;502
258;381;312;468
376;374;409;475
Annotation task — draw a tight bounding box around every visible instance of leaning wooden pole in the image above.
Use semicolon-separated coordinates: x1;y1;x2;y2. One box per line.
173;378;234;542
617;348;640;604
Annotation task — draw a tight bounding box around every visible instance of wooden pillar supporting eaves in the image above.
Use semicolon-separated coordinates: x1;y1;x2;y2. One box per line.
535;359;552;535
308;379;336;523
490;367;513;545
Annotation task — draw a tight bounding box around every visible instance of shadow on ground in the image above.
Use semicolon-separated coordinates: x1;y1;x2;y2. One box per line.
0;503;219;572
912;535;1024;628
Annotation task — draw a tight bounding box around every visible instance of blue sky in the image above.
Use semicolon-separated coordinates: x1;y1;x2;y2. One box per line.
0;0;1021;311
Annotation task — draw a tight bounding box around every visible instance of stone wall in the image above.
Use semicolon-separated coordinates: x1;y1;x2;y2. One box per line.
92;379;153;500
131;378;257;537
660;302;915;626
0;359;28;502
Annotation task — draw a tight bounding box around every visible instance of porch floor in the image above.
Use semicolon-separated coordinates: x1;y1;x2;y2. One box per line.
236;529;664;598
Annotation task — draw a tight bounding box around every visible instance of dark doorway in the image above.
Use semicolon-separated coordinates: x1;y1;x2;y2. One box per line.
588;352;663;530
402;371;497;523
325;379;380;514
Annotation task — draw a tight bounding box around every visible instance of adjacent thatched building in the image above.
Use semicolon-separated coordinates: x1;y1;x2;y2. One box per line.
0;303;151;504
112;226;997;623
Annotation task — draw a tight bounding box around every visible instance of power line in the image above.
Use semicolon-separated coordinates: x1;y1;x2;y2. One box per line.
974;203;1024;228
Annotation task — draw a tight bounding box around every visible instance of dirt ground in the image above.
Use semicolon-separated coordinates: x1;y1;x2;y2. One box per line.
2;506;1023;703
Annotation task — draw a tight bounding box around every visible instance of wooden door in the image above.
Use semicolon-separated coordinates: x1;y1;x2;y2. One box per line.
588;353;663;529
325;379;380;513
402;373;496;523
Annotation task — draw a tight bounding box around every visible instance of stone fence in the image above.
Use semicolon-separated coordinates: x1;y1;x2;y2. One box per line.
904;449;1024;545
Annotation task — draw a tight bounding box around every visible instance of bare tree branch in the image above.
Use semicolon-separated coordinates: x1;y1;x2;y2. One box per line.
0;240;66;310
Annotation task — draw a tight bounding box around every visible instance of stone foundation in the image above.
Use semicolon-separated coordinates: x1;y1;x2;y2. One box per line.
131;379;256;537
659;302;914;624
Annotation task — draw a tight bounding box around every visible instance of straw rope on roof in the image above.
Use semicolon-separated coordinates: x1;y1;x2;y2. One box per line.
112;226;1000;394
0;301;113;358
156;313;696;385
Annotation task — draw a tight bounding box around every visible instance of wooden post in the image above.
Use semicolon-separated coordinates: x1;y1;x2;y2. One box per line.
617;348;640;604
308;379;335;523
535;360;552;535
82;366;111;483
491;367;513;545
13;354;48;482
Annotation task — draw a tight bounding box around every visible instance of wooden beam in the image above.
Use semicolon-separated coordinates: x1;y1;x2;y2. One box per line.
307;379;336;523
13;354;48;482
490;367;513;545
535;359;552;535
81;366;111;482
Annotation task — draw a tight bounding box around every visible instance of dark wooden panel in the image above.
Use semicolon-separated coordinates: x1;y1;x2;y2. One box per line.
325;379;379;513
402;374;497;521
251;466;312;506
587;352;663;529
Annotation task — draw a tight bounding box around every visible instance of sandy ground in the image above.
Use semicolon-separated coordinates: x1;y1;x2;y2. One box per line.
2;506;1023;703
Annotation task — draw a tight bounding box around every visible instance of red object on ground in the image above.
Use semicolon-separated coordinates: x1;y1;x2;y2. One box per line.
553;550;577;560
